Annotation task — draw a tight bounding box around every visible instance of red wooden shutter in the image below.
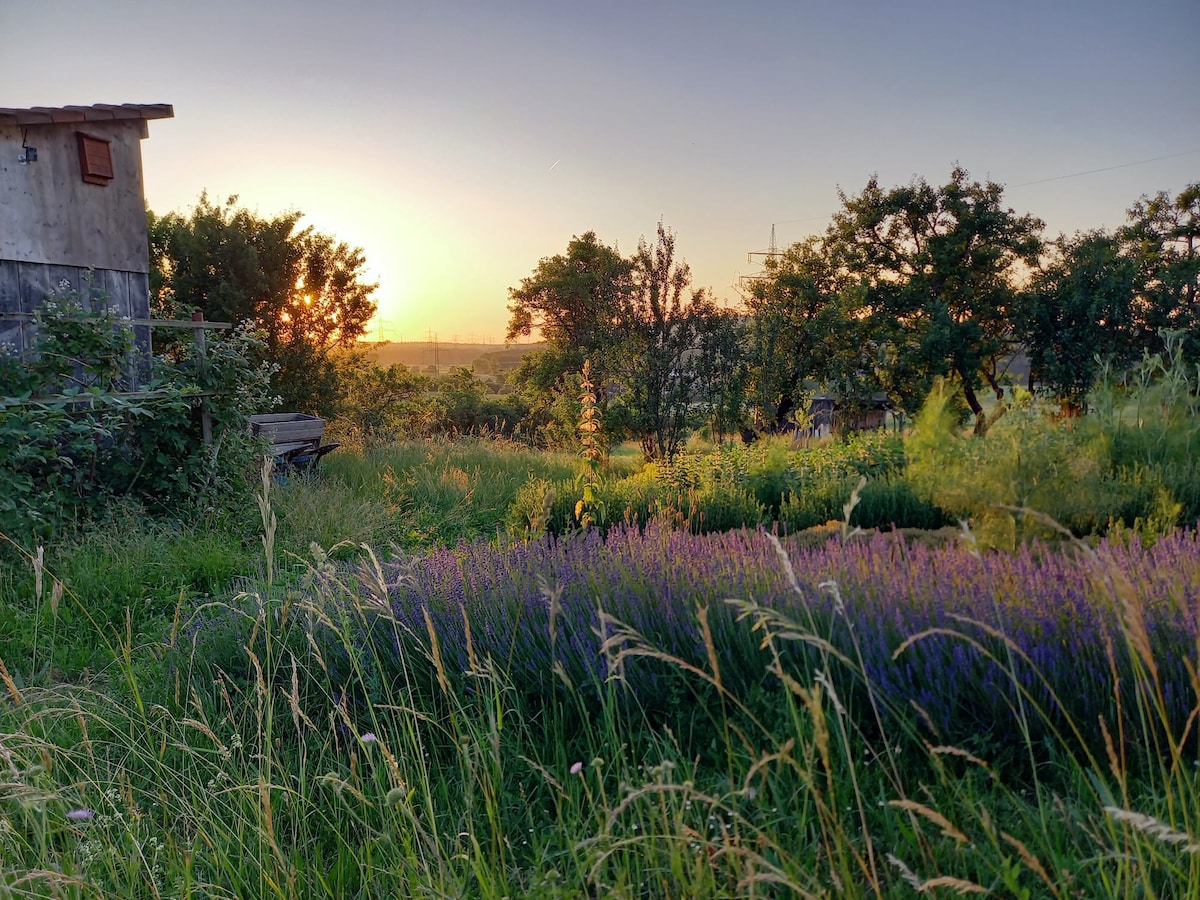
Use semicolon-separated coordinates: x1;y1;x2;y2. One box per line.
76;132;114;185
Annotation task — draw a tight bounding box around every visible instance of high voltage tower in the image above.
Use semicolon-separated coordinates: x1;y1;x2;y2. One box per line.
425;330;440;370
740;224;784;288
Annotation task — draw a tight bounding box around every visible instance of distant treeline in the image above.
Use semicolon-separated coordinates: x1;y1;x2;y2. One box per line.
365;341;545;374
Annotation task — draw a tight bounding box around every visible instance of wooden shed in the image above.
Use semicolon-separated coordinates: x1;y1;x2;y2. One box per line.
0;103;174;357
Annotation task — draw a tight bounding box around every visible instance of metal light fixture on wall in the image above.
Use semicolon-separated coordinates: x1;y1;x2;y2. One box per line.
19;128;37;163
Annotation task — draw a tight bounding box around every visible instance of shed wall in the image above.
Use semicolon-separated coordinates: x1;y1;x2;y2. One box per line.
0;119;151;272
0;260;150;356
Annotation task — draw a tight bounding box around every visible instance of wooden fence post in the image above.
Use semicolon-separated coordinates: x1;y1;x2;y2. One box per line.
192;312;213;446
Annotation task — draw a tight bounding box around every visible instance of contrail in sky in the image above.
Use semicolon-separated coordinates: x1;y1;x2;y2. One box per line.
548;159;560;171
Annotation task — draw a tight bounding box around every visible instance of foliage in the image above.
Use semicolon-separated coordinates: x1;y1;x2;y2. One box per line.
1087;331;1200;469
828;167;1044;434
148;193;377;414
509;352;586;448
506;231;632;353
326;351;530;446
507;225;736;458
2;438;1198;897
1021;229;1140;407
325;346;430;443
503;177;1194;442
906;355;1200;546
1119;182;1200;363
744;235;880;431
1022;184;1200;406
506;231;631;445
687;307;748;443
574;360;605;528
0;291;271;546
507;432;940;538
1086;332;1200;531
611;223;716;460
908;383;1119;547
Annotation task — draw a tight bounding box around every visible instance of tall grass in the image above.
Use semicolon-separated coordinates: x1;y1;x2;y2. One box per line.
2;458;1197;897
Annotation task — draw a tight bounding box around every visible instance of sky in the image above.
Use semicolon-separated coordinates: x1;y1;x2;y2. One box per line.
3;0;1198;344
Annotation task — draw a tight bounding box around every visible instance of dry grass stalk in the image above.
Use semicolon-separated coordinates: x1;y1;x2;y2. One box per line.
697;602;723;691
422;606;450;695
917;875;989;894
927;744;994;776
887;853;922;890
888;799;969;844
1103;807;1200;853
0;657;24;709
1000;831;1058;895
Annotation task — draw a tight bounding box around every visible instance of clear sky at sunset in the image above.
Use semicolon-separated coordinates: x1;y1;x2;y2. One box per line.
3;0;1198;343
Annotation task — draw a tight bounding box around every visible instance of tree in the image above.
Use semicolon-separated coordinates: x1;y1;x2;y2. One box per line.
744;235;880;432
618;223;714;461
1019;184;1200;408
506;224;729;458
829;167;1044;434
326;347;429;442
148;194;377;414
1021;230;1138;407
506;231;632;350
506;232;632;446
691;307;749;443
1119;183;1200;362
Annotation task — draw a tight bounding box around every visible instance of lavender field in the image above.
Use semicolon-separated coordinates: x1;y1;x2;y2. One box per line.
354;524;1199;759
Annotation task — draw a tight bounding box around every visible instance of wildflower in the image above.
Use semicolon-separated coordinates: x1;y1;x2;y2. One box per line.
569;761;584;775
67;809;94;821
361;732;377;744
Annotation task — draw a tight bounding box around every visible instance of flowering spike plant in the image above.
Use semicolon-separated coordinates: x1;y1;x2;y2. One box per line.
345;524;1198;757
575;359;606;529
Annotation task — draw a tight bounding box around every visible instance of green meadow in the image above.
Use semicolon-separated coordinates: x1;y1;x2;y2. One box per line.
2;410;1198;898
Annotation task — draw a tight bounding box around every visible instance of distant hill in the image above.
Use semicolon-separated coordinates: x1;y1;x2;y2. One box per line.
362;341;545;375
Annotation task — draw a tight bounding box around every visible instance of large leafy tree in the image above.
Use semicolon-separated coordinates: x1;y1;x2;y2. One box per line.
1119;183;1200;362
744;235;879;432
506;231;632;444
1018;184;1199;407
829;167;1044;434
148;194;377;413
1021;230;1139;407
505;225;725;458
690;306;749;444
506;231;632;351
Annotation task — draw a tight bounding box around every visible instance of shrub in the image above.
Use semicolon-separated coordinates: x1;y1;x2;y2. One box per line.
779;476;947;533
906;383;1133;546
0;290;272;546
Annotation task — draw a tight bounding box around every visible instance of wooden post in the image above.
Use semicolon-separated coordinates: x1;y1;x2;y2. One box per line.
192;312;213;446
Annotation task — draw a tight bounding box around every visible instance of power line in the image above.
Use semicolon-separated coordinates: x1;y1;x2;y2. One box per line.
766;149;1199;231
1003;149;1199;189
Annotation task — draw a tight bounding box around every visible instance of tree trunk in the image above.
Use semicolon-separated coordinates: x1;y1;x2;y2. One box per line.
961;380;990;436
641;433;658;462
773;393;795;432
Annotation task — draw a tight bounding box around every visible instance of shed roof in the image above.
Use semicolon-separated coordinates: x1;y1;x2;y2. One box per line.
0;103;174;126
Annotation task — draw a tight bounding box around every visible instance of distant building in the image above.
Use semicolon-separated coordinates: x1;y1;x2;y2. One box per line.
0;103;173;355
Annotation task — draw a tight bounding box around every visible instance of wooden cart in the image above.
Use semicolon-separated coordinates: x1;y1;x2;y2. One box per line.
249;413;341;472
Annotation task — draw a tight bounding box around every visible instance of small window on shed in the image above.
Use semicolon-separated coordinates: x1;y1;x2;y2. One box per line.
76;132;114;185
